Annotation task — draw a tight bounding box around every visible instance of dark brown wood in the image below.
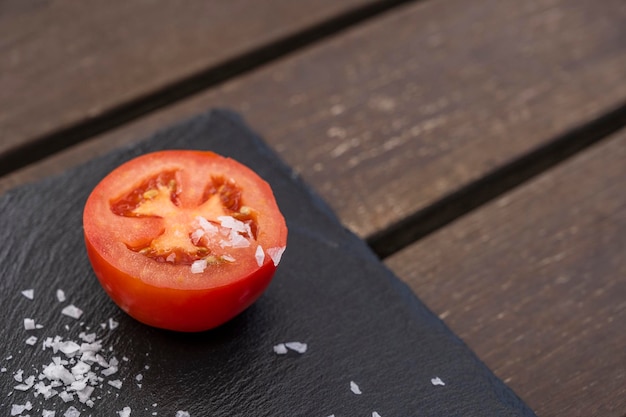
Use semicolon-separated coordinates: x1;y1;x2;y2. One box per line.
1;0;625;414
0;0;385;162
386;131;626;417
2;0;626;243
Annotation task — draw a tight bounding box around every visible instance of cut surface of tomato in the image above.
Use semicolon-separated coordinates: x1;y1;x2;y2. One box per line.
83;150;287;332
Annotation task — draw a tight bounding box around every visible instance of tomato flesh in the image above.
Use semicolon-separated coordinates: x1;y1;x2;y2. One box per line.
83;151;287;332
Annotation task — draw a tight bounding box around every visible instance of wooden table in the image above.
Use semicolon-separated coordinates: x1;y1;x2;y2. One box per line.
1;1;625;415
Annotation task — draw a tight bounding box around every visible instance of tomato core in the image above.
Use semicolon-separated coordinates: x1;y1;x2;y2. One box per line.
108;170;259;267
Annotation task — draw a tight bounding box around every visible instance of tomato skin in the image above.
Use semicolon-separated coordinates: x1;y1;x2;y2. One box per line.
85;237;276;332
83;150;287;332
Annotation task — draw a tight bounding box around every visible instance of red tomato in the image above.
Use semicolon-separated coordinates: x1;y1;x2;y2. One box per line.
83;150;287;332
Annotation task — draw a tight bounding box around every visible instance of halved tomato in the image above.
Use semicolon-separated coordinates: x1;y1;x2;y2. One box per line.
83;150;287;332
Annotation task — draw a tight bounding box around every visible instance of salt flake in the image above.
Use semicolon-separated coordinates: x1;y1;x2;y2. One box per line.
267;246;286;266
108;379;123;389
56;289;66;302
13;369;23;382
176;411;191;417
117;406;131;417
285;342;307;353
25;335;38;346
10;401;32;416
21;289;34;300
24;318;36;330
109;318;119;330
350;381;362;395
431;376;445;386
191;259;207;274
61;305;83;320
273;344;287;355
255;245;265;267
64;406;81;417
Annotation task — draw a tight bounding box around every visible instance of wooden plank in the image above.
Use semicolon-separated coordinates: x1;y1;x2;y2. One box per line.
0;0;387;163
2;0;625;240
386;132;626;416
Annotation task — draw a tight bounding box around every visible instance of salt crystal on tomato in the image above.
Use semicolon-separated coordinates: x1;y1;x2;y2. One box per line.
21;289;34;300
255;245;265;267
25;336;38;346
350;381;362;394
196;216;218;234
190;229;204;245
190;259;207;274
267;246;286;266
218;216;247;234
57;289;66;302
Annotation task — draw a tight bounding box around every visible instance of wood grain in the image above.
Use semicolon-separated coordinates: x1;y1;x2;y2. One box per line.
2;0;625;242
386;131;626;417
0;0;385;161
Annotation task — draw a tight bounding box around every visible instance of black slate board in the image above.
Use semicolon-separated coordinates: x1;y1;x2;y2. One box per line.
0;110;536;417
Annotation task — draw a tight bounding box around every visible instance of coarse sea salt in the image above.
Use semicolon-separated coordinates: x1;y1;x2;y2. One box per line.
267;246;286;266
372;412;382;417
117;406;131;417
13;326;131;411
13;369;24;382
431;377;445;386
217;216;252;248
25;335;38;346
176;411;191;417
108;379;123;389
273;344;288;355
57;289;66;302
255;245;265;267
61;305;83;320
23;318;36;330
21;289;34;300
10;401;32;416
64;406;80;417
350;381;362;395
190;259;207;274
109;318;119;330
284;342;307;354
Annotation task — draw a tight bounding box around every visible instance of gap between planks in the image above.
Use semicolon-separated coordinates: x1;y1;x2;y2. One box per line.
0;0;419;178
368;100;626;259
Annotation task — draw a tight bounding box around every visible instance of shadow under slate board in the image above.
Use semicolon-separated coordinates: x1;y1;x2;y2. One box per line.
0;110;536;417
